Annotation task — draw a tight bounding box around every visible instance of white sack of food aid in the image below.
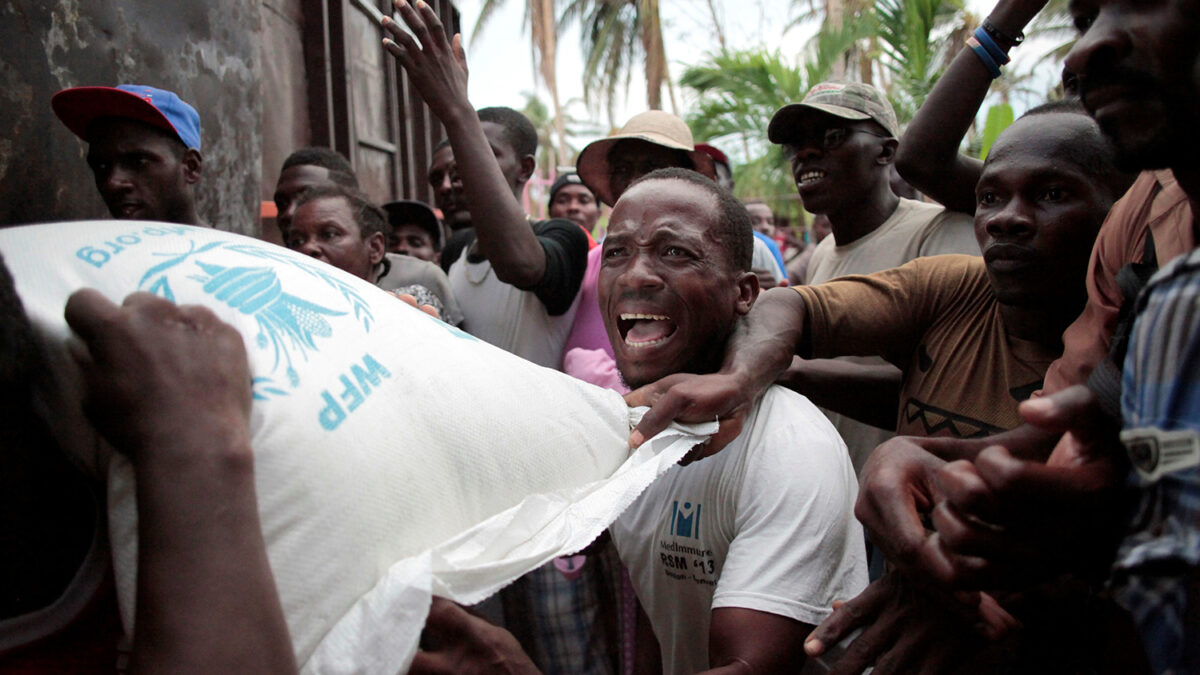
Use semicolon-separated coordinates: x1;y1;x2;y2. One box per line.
1;221;714;673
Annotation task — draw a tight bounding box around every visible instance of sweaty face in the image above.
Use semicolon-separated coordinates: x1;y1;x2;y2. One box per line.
784;114;890;215
85;118;195;222
428;146;470;230
607;140;693;203
600;179;754;389
1064;0;1200;171
549;184;600;231
746;203;776;237
283;196;385;283
274;164;335;230
974;114;1115;308
388;223;437;261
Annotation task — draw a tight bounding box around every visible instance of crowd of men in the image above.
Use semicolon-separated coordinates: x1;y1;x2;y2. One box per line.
3;0;1199;671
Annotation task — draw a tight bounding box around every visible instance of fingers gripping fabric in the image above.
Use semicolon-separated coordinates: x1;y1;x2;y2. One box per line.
0;221;715;673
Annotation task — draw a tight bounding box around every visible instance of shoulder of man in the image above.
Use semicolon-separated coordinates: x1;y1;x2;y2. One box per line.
440;228;476;273
900;199;979;257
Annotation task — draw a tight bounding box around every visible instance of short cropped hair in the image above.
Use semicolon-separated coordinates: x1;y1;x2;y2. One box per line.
282;147;358;188
292;184;390;239
477;107;538;158
627;167;754;272
1010;99;1133;200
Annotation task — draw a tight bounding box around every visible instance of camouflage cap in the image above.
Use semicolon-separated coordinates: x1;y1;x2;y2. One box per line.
768;82;899;143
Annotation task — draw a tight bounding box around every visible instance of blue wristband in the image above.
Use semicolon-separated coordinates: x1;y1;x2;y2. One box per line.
973;26;1010;65
967;36;1002;79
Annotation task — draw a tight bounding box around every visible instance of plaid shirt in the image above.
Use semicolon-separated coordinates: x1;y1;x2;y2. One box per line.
1114;247;1200;673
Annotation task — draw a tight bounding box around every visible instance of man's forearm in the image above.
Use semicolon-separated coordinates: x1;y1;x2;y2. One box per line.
133;428;295;674
441;113;546;288
719;288;809;395
894;0;1044;214
778;357;902;430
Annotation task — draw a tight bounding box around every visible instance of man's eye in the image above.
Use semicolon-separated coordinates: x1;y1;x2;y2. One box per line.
1073;11;1096;32
1043;187;1065;201
664;246;690;258
978;191;998;206
602;247;625;260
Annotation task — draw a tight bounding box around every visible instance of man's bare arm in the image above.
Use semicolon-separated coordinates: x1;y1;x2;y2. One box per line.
894;0;1048;213
65;290;295;674
704;607;812;674
777;357;902;431
382;1;546;288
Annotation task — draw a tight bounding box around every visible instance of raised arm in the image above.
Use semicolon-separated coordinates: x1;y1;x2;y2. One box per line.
382;1;546;288
65;290;295;674
894;0;1048;213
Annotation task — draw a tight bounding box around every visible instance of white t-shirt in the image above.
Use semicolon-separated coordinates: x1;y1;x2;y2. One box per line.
805;198;978;475
448;252;580;370
610;386;868;674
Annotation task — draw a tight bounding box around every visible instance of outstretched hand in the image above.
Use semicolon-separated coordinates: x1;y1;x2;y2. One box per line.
624;371;754;463
382;0;470;122
803;571;1017;675
411;598;541;675
64;289;253;465
853;436;955;581
929;385;1126;588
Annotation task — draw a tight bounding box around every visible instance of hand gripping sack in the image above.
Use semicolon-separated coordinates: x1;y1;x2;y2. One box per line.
0;221;713;673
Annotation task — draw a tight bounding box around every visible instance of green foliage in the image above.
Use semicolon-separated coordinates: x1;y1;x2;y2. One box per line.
978;102;1014;160
680;49;809;224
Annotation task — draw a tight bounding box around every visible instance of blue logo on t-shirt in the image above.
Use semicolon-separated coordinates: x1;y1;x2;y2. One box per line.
669;500;701;539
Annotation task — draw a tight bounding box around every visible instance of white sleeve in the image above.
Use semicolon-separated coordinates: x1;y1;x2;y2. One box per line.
711;391;868;625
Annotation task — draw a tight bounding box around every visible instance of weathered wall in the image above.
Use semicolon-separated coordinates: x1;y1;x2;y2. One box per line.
260;0;310;202
0;0;262;234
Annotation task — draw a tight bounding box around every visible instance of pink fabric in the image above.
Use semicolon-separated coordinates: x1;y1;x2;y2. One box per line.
563;246;615;358
563;348;628;394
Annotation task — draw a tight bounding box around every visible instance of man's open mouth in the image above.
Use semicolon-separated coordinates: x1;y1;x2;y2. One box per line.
617;313;678;347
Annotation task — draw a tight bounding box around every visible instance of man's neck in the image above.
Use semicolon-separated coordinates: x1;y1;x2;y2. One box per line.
997;301;1073;350
825;187;900;247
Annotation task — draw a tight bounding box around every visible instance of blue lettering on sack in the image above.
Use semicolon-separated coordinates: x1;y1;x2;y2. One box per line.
318;354;392;430
75;225;192;268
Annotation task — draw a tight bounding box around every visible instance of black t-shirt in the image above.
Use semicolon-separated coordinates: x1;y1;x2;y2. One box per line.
442;219;589;316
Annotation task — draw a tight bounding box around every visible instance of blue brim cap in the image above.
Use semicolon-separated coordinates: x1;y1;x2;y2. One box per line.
52;84;202;151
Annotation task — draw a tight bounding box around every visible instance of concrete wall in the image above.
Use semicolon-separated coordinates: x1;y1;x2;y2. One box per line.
0;0;263;234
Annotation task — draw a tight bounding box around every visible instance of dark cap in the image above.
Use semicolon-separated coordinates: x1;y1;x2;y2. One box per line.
548;172;595;203
382;200;442;248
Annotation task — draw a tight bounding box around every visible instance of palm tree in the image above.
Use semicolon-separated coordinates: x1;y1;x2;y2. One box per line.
560;0;675;127
472;0;570;167
680;48;809;221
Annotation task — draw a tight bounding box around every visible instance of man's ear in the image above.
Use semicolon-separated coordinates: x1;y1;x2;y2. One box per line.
877;137;899;166
182;149;203;185
366;231;386;266
735;270;759;315
519;155;536;184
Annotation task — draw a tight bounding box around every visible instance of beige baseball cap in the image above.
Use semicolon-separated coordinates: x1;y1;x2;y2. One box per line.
576;110;716;206
768;81;899;143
